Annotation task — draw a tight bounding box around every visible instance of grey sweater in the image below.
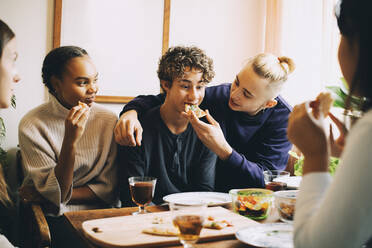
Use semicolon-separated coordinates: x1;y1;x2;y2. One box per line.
19;95;118;215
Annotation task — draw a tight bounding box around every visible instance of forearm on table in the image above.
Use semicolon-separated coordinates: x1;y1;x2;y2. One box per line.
69;186;101;204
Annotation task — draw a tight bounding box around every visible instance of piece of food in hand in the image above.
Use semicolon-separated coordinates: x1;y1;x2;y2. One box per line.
78;101;88;109
185;104;206;118
142;225;179;236
310;92;333;119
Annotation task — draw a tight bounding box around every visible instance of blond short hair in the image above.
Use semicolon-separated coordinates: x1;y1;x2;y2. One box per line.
249;53;295;93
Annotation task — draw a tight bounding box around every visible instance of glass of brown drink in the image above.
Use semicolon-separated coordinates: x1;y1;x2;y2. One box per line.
170;201;207;248
128;176;157;215
263;170;290;191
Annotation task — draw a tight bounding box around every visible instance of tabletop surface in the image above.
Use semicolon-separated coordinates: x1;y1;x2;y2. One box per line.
64;204;280;248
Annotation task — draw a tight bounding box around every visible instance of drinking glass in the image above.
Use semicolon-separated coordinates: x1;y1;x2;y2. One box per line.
263;170;289;191
128;176;157;215
170;201;207;248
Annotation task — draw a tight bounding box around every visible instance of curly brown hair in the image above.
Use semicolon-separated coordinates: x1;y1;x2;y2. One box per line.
157;46;215;89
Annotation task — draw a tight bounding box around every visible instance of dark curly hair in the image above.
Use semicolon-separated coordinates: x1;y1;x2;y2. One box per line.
157;46;215;90
42;46;88;93
0;19;15;59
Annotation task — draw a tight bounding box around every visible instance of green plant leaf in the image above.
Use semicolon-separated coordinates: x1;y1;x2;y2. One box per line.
291;153;340;176
0;117;5;138
11;94;16;108
288;151;300;160
326;86;347;109
340;77;349;91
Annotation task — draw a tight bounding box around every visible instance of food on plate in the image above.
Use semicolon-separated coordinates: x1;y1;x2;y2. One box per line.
185;104;206;118
152;216;165;224
203;220;233;230
309;92;333;119
230;188;273;220
203;216;233;229
142;225;179;236
203;220;227;230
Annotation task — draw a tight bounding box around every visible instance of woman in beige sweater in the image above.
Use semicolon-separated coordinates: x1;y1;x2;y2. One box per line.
19;46;119;213
18;45;119;247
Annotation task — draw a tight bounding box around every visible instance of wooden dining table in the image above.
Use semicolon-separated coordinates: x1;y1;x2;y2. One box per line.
63;203;280;248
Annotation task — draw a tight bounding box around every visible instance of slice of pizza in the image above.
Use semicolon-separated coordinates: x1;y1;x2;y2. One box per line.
203;217;233;230
142;225;179;236
78;101;88;109
185;104;206;118
203;220;228;230
310;92;333;119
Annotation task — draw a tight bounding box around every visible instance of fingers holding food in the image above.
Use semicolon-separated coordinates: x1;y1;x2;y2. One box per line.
310;92;333;119
185;104;206;118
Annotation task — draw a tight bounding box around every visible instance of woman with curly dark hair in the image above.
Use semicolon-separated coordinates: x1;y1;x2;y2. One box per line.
118;46;217;205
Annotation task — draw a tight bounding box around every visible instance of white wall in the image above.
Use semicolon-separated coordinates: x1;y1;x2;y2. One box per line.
61;0;164;97
0;0;340;150
170;0;266;85
0;0;53;150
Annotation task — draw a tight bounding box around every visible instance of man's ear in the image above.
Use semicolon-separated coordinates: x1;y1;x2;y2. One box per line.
160;80;171;93
265;99;277;109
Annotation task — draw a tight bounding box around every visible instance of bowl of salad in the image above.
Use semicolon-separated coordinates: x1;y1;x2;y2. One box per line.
229;188;274;220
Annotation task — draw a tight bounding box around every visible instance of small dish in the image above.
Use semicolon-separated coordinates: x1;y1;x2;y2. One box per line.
235;223;293;248
163;192;231;206
274;190;298;223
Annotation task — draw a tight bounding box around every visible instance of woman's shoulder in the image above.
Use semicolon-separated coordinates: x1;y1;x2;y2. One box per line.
90;103;118;121
352;110;372;128
19;102;52;129
345;110;372;149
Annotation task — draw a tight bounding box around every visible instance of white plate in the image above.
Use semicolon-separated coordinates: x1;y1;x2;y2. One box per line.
274;176;302;189
235;223;293;248
163;192;231;206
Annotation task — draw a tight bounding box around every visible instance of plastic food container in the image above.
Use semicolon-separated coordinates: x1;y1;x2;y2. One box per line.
229;188;274;220
274;190;298;223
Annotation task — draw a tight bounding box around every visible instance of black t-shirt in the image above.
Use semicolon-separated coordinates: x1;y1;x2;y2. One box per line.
118;106;217;205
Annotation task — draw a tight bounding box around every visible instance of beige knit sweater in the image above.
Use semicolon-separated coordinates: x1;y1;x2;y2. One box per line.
19;95;119;215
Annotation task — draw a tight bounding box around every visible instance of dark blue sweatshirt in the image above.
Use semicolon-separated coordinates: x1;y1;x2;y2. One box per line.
121;83;292;192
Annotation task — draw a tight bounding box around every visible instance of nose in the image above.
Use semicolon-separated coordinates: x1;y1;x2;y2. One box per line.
187;87;198;102
230;86;241;100
88;83;98;94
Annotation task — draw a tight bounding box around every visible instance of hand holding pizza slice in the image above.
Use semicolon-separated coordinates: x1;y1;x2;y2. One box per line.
78;101;89;109
309;92;333;119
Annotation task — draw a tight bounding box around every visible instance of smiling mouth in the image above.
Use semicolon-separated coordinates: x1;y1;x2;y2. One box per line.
229;98;239;107
84;97;96;104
